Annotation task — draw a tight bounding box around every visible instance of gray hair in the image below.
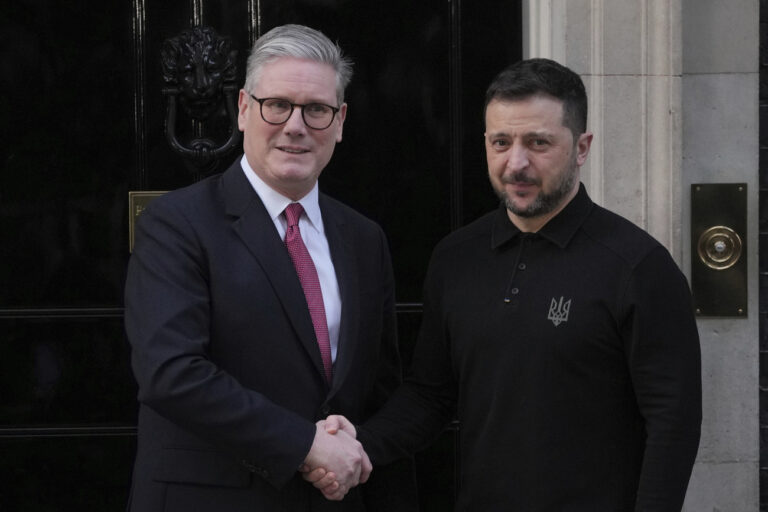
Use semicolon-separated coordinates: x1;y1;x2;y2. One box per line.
244;24;353;105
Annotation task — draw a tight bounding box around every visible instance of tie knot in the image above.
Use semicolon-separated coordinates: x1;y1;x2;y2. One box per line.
284;203;304;228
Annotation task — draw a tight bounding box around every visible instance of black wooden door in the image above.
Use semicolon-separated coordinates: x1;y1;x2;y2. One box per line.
0;1;521;509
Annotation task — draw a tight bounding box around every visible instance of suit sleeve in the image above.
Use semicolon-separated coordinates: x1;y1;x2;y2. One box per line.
125;197;315;487
359;227;419;511
358;246;457;466
622;246;702;511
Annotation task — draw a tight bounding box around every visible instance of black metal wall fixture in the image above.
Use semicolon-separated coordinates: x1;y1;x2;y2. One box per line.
690;183;748;317
160;26;241;177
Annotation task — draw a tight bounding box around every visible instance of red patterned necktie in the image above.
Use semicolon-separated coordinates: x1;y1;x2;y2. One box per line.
283;203;333;383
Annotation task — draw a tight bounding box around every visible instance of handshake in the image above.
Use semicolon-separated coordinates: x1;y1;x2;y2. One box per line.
300;415;369;501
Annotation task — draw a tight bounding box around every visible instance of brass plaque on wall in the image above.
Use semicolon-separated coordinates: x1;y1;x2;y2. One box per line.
690;183;747;317
129;191;167;252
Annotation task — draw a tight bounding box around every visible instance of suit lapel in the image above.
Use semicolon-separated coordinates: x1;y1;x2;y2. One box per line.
221;163;330;388
320;195;360;395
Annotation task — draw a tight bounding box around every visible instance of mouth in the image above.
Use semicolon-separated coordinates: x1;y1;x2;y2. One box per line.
500;177;540;199
277;145;310;154
502;172;539;187
503;179;539;189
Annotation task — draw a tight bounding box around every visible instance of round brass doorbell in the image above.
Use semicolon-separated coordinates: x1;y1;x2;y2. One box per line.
697;226;742;270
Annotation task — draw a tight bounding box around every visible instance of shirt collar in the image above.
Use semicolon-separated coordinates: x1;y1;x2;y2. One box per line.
240;155;324;234
491;182;593;249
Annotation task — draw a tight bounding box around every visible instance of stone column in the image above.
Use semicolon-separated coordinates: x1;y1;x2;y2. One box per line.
679;0;759;510
523;0;682;258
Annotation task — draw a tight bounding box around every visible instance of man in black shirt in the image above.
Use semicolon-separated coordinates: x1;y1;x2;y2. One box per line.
308;58;702;511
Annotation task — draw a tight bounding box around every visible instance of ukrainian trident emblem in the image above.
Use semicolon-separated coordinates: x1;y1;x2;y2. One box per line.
547;297;571;326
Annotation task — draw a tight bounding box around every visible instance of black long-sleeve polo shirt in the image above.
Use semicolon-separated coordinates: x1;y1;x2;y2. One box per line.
360;184;702;511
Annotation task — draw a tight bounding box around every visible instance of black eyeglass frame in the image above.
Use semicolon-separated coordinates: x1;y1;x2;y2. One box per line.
249;94;340;130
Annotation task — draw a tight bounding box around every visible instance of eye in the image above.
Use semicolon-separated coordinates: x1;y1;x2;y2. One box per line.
264;99;291;113
529;138;550;149
491;139;509;149
304;103;330;117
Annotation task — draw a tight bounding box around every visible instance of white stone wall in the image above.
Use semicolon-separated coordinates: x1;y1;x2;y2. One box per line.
680;0;759;510
523;0;760;509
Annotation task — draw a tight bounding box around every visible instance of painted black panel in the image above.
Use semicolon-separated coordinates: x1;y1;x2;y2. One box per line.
0;436;136;511
0;1;134;308
0;318;136;426
461;3;524;224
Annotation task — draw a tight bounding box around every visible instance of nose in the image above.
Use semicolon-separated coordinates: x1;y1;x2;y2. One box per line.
282;106;307;135
506;143;529;173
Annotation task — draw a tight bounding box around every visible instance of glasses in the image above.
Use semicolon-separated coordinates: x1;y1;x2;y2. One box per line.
249;95;340;130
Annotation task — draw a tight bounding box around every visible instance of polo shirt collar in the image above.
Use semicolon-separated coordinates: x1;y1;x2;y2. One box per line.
491;183;594;249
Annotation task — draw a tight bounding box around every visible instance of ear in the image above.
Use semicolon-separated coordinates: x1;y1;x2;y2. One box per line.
575;132;593;166
237;89;250;132
335;103;347;143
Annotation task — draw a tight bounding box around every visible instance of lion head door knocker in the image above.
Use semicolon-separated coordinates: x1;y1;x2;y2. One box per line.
161;26;241;176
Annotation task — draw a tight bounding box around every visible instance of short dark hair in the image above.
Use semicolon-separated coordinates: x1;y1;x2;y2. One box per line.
484;58;588;137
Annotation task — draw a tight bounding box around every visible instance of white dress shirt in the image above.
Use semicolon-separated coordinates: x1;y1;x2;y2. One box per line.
241;155;342;363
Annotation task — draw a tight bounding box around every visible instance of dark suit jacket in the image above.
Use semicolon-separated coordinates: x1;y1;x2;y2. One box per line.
125;159;416;511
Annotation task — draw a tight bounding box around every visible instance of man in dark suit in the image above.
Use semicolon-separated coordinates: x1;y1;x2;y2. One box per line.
125;24;415;511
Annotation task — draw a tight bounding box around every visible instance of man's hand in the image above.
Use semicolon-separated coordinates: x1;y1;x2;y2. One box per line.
302;420;372;500
320;414;357;437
